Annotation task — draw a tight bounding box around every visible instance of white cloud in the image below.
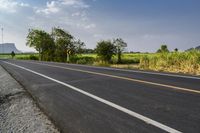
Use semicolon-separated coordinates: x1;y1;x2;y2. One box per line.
61;0;89;8
72;12;81;17
33;0;96;30
93;34;103;38
0;0;29;13
71;11;88;21
19;2;29;7
84;23;96;29
35;0;89;15
36;1;60;15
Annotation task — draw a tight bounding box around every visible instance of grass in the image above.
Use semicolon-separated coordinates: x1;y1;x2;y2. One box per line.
0;54;12;59
0;53;39;60
15;54;39;60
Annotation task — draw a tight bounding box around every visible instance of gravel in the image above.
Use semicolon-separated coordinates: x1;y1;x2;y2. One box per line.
0;65;59;133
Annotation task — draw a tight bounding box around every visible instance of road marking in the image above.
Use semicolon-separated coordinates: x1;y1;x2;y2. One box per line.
3;61;182;133
27;61;200;94
39;60;200;80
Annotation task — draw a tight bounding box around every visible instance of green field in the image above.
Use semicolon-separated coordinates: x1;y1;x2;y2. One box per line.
1;51;200;75
0;54;12;59
0;53;39;59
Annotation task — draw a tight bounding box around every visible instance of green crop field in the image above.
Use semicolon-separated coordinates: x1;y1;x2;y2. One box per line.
0;54;12;59
0;53;39;60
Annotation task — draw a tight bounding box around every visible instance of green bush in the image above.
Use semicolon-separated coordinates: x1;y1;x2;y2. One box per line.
16;56;30;60
69;56;95;64
76;59;87;64
29;55;39;60
119;58;140;64
15;54;39;60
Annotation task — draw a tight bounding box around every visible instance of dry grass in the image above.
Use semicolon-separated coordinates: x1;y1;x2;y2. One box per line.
139;50;200;75
110;64;139;69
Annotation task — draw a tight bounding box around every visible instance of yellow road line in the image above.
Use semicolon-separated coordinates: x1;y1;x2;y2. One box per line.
29;61;200;94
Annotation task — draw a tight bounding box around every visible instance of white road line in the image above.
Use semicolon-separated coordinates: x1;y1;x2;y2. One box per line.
2;61;182;133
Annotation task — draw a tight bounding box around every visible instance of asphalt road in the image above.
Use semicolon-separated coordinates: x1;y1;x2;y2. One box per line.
0;59;200;133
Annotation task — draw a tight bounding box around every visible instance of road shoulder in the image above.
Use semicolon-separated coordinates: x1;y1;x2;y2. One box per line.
0;65;59;133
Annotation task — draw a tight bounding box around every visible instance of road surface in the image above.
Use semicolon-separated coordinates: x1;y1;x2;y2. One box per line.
0;59;200;133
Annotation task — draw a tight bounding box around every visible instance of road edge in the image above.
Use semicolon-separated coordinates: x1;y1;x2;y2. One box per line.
0;64;61;133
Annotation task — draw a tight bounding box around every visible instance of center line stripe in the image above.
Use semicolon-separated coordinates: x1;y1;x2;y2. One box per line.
2;61;182;133
28;61;200;94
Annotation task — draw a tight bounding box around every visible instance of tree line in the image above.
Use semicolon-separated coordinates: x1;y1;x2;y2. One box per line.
26;27;127;63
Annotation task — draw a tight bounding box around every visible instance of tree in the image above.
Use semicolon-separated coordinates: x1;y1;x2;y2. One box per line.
113;38;127;63
73;39;85;54
11;51;15;59
157;45;169;53
26;27;84;62
174;48;178;52
96;40;116;62
52;27;74;62
26;29;55;61
83;48;95;54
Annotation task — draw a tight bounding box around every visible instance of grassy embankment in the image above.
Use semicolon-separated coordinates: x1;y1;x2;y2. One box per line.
1;50;200;75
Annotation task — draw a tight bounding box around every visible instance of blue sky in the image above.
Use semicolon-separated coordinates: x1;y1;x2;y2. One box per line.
0;0;200;52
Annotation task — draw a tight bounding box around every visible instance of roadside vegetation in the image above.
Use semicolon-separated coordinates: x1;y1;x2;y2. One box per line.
140;49;200;75
1;50;200;75
1;27;199;75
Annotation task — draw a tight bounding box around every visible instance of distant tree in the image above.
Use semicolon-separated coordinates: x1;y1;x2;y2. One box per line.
11;51;15;59
157;49;162;53
157;45;169;53
83;48;95;54
26;29;55;61
96;40;116;62
113;38;127;63
73;39;85;54
174;48;178;52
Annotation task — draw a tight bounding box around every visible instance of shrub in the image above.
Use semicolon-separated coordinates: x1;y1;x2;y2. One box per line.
29;55;39;60
69;56;95;64
96;40;116;62
77;59;87;64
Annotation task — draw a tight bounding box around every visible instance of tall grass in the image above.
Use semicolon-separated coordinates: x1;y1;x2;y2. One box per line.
139;50;200;75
